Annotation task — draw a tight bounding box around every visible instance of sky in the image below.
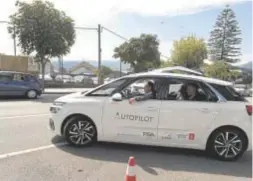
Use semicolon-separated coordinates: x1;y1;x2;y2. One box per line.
0;0;252;63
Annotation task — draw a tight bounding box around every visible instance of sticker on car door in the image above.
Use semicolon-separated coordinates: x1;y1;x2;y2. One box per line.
115;112;154;122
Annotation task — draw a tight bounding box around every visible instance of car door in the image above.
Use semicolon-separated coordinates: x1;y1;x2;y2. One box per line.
0;72;15;96
157;78;222;147
102;77;162;144
7;73;28;96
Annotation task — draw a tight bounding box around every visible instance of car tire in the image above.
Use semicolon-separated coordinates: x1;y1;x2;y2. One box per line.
64;116;97;147
26;89;38;99
206;127;247;161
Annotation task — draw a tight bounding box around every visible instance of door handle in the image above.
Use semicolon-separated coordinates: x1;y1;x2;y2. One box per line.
148;107;157;111
200;108;209;112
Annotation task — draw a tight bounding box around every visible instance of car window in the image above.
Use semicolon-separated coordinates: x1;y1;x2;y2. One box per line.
13;73;25;81
210;83;246;101
0;73;13;82
169;82;182;94
24;74;37;82
200;83;219;102
158;78;216;102
121;78;156;98
89;78;128;96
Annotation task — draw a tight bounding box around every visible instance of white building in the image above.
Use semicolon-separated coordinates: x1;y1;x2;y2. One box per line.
69;61;96;75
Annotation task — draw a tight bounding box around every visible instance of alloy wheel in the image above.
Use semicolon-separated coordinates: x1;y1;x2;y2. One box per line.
68;120;95;145
214;131;243;159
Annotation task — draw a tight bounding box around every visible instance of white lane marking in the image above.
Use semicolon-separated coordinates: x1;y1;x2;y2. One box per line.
0;114;50;120
0;142;67;160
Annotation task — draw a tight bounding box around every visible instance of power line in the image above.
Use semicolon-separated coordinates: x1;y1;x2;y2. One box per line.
102;26;128;41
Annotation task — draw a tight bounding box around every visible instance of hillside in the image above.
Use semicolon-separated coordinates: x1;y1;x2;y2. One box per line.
51;60;130;71
231;60;252;72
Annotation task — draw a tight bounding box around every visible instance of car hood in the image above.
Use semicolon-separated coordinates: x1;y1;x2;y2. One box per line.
54;91;87;102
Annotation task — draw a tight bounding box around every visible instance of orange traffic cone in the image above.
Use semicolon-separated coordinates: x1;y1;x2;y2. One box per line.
125;156;136;181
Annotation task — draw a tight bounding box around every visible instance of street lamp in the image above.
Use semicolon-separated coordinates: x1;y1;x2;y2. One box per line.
0;20;16;56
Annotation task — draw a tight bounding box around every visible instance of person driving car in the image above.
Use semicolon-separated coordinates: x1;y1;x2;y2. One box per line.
129;80;156;104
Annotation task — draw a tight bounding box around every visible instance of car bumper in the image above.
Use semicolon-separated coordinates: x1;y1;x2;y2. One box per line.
49;107;69;136
48;116;62;136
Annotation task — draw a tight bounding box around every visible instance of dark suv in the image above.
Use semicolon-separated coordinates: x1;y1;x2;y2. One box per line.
0;71;42;99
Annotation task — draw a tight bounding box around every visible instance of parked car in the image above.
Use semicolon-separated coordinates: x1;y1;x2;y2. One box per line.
235;87;252;97
49;72;252;161
0;71;42;99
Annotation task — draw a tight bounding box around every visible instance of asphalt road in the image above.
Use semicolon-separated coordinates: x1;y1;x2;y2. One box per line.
0;94;252;181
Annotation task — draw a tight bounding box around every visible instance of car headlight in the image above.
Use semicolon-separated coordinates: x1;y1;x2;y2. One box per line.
50;102;66;113
53;102;66;106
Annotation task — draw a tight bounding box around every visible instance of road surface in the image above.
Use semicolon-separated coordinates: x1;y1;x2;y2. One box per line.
0;94;251;181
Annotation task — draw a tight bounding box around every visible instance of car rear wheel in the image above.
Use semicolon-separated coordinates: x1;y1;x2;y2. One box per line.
26;90;38;99
64;117;97;147
207;127;247;161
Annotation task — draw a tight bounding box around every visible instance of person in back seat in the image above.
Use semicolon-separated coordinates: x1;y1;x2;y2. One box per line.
183;83;206;101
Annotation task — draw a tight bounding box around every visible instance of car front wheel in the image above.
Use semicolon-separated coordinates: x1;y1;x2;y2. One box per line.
207;127;247;161
64;117;97;147
26;89;38;99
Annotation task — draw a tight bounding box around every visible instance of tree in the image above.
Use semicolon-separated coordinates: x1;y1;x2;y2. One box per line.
94;65;113;78
8;0;76;89
170;35;207;69
242;72;252;86
160;59;174;68
113;34;161;73
203;61;239;81
208;5;242;63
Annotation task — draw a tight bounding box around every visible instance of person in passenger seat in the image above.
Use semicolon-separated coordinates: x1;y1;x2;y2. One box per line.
129;80;156;104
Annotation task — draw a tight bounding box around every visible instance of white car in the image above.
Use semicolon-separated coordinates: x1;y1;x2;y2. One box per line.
49;72;252;161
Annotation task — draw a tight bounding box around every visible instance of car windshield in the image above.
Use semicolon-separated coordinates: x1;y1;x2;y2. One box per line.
90;79;128;96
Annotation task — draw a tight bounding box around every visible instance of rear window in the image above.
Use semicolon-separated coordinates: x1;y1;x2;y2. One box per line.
0;73;13;81
25;75;38;82
210;83;246;101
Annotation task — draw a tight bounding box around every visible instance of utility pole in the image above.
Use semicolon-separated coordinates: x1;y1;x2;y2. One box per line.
97;24;102;85
101;26;127;77
120;58;122;77
13;25;16;56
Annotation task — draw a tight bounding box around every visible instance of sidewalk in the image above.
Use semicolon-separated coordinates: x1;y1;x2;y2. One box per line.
44;88;93;94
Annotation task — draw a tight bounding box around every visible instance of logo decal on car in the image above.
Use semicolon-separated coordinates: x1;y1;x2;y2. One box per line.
189;133;195;140
176;133;195;140
177;134;187;139
162;134;172;140
115;112;153;122
143;132;155;137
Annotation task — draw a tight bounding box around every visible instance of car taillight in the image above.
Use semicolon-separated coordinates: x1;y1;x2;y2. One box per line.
246;105;252;116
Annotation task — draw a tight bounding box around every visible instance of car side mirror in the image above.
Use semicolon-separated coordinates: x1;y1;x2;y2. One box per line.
112;93;123;101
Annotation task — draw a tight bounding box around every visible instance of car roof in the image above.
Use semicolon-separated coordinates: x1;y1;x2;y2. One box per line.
124;72;233;86
0;71;33;75
151;66;203;76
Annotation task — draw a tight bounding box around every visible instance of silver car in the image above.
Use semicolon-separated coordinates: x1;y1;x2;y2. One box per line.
0;71;42;99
